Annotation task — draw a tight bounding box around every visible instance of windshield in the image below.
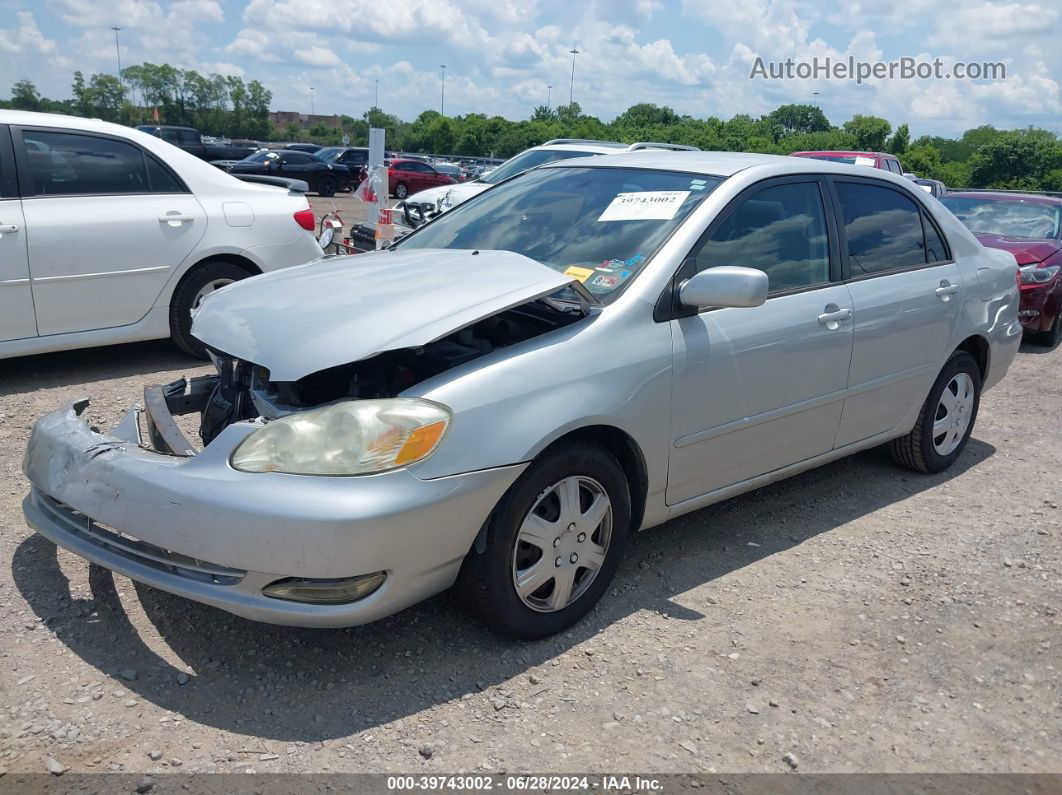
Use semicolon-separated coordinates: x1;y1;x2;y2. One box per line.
316;147;343;163
435;164;460;177
396;166;722;301
941;197;1061;240
479;148;603;185
244;151;270;163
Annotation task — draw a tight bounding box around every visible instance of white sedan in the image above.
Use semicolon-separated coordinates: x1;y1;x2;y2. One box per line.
0;111;323;359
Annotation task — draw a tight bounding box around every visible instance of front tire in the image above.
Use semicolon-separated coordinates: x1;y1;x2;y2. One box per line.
889;351;982;473
457;443;630;639
169;261;250;358
394;182;408;200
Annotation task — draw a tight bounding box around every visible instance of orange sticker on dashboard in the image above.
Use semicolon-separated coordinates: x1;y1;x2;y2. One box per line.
564;266;595;283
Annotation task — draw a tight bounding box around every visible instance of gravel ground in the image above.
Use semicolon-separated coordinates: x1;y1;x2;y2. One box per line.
0;334;1059;777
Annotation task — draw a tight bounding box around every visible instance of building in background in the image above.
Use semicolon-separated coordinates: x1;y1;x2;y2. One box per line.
268;111;341;130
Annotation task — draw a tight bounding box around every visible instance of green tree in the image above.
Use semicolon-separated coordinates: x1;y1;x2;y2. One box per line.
555;102;582;124
530;105;557;122
969;130;1062;189
887;123;910;156
764;103;830;140
11;79;41;111
842;115;892;151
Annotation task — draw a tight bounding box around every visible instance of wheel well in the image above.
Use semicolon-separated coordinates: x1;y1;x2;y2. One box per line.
550;425;649;533
187;253;261;279
955;335;989;381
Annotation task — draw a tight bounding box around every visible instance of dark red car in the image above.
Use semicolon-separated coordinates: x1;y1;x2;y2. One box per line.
790;150;904;175
941;191;1062;346
387;158;456;200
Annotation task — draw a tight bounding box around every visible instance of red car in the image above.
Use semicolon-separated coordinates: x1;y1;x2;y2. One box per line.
790;150;904;175
941;191;1062;346
388;158;456;200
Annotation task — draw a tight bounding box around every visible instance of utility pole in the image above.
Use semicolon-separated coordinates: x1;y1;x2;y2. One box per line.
111;27;123;92
310;86;315;115
440;65;446;115
568;48;579;105
547;84;552;108
374;79;379;109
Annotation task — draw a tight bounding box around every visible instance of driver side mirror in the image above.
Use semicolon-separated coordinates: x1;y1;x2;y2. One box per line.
678;266;768;309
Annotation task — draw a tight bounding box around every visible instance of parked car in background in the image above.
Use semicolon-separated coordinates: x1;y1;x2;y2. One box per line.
941;191;1062;345
432;161;467;182
0;111;322;360
317;145;369;170
401;139;700;214
282;142;323;154
790;150;904;175
913;178;948;198
136;124;258;161
210;149;353;196
21;151;1021;639
388;157;457;198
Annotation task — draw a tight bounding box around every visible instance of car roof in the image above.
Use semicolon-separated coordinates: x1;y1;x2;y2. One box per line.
531;141;629;155
943;191;1062;205
541;150;820;177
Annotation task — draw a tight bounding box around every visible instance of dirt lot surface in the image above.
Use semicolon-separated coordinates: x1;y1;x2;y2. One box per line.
1;336;1059;777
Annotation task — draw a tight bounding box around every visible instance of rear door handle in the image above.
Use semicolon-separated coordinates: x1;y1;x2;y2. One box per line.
159;214;195;224
0;223;20;233
935;281;959;300
818;307;852;327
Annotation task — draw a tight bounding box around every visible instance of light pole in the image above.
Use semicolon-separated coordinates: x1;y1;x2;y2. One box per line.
374;79;379;109
310;86;315;115
440;65;446;115
547;84;552;108
111;27;123;92
568;48;579;106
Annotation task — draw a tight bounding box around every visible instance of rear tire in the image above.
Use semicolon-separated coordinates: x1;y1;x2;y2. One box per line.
394;182;408;199
169;261;251;359
889;351;981;473
317;176;337;197
457;442;630;639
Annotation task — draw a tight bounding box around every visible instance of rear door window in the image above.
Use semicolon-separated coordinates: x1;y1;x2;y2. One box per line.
835;181;931;274
20;129;150;196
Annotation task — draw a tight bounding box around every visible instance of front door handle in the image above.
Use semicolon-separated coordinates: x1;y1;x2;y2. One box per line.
159;214;195;225
935;281;959;300
0;223;20;233
818;306;852;329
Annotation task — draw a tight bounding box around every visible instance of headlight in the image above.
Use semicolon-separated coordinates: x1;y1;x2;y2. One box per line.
231;398;451;475
1020;264;1060;285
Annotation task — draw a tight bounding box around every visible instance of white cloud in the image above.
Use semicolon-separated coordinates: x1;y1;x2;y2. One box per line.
0;11;57;55
0;0;1057;136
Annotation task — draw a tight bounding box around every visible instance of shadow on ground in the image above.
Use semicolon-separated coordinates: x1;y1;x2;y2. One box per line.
0;340;199;397
12;437;995;742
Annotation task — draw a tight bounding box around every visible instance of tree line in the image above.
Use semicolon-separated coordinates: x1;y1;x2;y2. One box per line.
4;67;1061;191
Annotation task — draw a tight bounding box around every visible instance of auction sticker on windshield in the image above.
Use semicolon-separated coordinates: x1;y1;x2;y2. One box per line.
564;266;595;283
598;191;691;222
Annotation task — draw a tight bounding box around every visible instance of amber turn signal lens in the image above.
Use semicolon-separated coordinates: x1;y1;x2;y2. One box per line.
394;420;448;466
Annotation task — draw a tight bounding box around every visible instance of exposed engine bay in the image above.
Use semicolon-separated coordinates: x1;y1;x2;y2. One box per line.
141;297;586;453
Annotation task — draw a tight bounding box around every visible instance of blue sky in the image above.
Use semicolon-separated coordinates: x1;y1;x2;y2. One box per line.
1;0;1059;136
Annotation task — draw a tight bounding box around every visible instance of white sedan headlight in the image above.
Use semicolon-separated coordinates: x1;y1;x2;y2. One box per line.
230;398;451;476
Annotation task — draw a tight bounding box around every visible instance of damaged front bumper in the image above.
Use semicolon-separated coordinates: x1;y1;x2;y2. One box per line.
22;391;524;628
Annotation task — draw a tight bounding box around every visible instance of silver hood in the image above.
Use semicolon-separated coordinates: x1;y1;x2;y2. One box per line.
191;248;575;381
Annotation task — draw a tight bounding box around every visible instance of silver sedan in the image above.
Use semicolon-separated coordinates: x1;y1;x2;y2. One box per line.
22;152;1022;639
